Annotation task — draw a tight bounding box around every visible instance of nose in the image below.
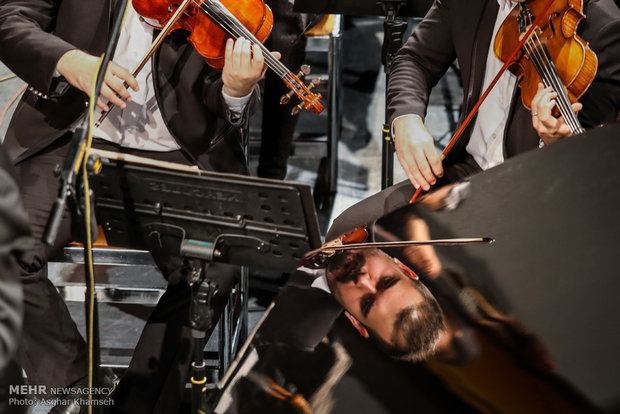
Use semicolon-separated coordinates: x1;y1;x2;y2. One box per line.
355;269;376;293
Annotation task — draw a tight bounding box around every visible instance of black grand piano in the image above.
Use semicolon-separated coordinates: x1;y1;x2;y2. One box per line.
213;123;620;413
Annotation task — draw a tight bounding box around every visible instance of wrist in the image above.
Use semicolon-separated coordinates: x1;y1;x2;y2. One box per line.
393;114;423;134
56;49;82;78
393;114;424;144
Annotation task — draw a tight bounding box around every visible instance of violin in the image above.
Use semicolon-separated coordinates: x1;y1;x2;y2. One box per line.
494;0;598;135
409;0;597;204
134;0;323;114
96;0;323;126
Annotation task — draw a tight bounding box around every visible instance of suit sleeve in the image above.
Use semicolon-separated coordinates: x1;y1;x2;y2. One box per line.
202;71;261;126
0;0;77;94
387;0;457;125
0;149;32;371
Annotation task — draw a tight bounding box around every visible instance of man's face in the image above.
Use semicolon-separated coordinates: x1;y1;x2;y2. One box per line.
326;248;445;357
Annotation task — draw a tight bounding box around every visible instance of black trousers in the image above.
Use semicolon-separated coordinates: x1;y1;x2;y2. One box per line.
258;0;323;179
14;134;238;413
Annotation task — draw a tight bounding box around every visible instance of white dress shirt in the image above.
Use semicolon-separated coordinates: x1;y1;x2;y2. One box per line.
307;266;331;293
465;0;518;170
94;7;251;151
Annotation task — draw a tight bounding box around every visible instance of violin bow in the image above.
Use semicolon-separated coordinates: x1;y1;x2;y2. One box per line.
408;0;556;204
95;0;194;127
299;236;494;267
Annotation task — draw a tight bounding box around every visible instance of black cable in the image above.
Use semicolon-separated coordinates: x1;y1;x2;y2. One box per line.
82;2;130;413
94;0;130;107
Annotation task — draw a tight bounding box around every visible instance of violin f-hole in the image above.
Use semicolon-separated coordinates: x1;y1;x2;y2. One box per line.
168;3;198;17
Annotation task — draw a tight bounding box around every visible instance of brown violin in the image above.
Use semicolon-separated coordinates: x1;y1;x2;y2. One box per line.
133;0;323;115
494;0;598;135
96;0;323;126
409;0;598;204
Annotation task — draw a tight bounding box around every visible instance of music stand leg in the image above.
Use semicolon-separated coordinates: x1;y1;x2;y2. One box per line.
189;266;219;414
328;22;343;200
380;2;408;189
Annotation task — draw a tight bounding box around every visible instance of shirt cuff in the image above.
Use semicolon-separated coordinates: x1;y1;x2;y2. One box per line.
222;90;252;120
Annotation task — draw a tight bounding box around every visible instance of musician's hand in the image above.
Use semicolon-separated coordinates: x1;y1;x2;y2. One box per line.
402;215;442;278
222;37;280;97
394;114;443;191
56;49;138;112
531;82;582;144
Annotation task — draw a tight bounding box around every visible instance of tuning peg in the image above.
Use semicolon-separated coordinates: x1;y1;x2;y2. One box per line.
291;103;303;116
290;77;322;115
280;90;295;105
307;78;320;90
280;67;313;104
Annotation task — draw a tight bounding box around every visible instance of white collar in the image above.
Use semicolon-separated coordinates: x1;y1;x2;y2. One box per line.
497;0;518;10
298;266;332;293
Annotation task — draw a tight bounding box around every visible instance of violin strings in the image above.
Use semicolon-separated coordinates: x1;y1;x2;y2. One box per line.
534;36;582;134
536;34;584;133
526;39;580;134
197;0;313;100
195;0;311;99
524;35;579;133
197;0;288;77
198;0;280;72
530;38;575;132
522;17;582;134
522;11;580;133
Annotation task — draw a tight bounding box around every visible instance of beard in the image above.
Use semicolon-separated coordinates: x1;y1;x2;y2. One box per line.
395;282;446;362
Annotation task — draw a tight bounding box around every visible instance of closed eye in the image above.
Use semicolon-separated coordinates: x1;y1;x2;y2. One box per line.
360;276;399;318
377;276;399;291
360;294;374;318
351;270;366;284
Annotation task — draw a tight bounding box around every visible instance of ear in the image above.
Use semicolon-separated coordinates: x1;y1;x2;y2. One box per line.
393;257;419;280
344;311;369;338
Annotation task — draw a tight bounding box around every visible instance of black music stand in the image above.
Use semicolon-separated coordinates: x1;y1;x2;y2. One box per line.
86;150;321;413
294;0;432;189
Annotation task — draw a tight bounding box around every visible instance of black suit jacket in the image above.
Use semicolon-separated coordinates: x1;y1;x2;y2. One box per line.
0;147;31;371
387;0;620;168
0;0;258;173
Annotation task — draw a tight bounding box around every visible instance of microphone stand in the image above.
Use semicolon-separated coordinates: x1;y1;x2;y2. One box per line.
42;117;92;245
41;3;130;413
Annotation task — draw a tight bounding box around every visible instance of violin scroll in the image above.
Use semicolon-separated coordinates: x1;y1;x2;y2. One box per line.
279;65;323;115
298;225;368;267
279;65;310;105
